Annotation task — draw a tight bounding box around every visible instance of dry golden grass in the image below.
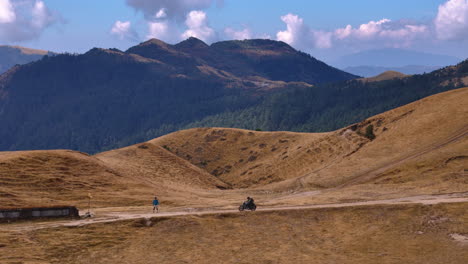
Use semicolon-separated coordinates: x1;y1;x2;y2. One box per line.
150;127;377;189
0;150;144;208
0;202;466;264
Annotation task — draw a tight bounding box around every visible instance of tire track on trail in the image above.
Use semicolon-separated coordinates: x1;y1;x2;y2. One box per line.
1;192;467;232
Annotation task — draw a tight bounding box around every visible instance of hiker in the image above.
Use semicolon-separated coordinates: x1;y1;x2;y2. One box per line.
153;196;159;213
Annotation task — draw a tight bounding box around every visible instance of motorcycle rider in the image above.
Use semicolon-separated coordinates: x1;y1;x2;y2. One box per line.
244;197;255;208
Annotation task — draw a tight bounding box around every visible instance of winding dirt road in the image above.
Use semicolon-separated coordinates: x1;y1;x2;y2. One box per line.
2;192;467;233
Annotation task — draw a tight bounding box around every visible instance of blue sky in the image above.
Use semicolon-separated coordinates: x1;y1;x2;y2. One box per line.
1;0;467;62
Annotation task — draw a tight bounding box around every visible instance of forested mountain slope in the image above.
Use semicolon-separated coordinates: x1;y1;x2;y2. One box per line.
1;38;467;154
0;38;355;153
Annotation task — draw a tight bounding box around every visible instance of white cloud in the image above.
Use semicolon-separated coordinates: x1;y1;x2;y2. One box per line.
355;19;391;38
126;1;223;43
276;13;308;46
224;27;252;40
147;20;169;39
334;19;428;46
181;10;215;42
0;0;59;42
0;0;15;23
111;20;138;41
126;0;221;20
435;0;468;40
275;13;429;50
335;25;353;40
31;1;54;28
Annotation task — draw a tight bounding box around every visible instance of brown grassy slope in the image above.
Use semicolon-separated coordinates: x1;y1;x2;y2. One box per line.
152;87;468;192
0;150;151;208
95;142;229;190
1;202;466;264
0;145;230;209
150;128;368;188
292;86;468;189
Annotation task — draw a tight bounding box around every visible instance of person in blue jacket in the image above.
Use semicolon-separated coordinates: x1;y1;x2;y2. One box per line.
152;196;159;213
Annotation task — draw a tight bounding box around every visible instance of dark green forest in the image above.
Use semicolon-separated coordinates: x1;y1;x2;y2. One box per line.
183;66;465;134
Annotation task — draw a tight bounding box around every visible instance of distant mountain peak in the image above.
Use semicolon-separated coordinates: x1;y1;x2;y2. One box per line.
0;45;49;55
85;47;123;56
211;39;294;52
175;37;208;49
360;70;408;83
126;38;175;54
138;38;171;48
125;38;182;60
0;45;52;74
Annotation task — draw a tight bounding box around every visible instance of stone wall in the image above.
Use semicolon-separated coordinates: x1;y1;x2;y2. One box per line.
0;206;79;221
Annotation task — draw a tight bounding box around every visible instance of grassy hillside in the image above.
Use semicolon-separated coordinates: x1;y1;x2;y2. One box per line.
152;88;468;197
1;88;466;209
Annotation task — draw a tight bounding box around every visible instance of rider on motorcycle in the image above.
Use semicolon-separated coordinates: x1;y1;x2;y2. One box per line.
244;197;254;207
239;196;256;211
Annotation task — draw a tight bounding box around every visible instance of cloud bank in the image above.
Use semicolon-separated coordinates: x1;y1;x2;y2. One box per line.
0;0;60;42
276;14;429;50
110;0;468;56
435;0;468;40
126;0;221;20
113;0;220;43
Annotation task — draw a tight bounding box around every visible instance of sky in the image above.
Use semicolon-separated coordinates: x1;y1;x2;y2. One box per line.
0;0;467;62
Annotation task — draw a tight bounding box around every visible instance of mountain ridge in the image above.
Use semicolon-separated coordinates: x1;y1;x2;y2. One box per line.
0;45;54;74
0;41;466;153
0;38;356;153
333;48;461;68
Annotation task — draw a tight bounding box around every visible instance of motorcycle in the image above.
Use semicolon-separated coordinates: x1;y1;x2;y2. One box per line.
239;202;256;211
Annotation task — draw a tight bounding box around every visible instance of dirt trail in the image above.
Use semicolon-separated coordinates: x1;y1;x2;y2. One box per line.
2;192;467;232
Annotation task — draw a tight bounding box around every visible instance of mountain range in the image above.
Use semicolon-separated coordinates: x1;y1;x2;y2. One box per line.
0;38;467;153
1;38;467;153
332;48;461;68
343;65;442;77
0;45;53;74
0;38;356;153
